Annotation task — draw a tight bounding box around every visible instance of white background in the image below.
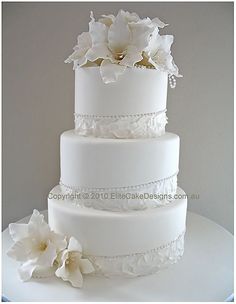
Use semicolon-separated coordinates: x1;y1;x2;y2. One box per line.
2;2;233;232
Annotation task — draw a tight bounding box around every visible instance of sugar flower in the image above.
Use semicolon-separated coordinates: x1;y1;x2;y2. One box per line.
55;237;94;288
145;33;181;77
85;10;154;83
65;32;93;69
7;210;67;281
65;10;181;84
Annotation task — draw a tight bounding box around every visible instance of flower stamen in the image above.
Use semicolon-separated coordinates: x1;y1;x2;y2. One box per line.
38;242;47;251
114;53;125;61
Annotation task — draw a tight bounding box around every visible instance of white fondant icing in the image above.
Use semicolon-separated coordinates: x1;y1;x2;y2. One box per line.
47;21;184;278
60;130;179;189
74;110;167;139
48;186;187;257
75;67;168;116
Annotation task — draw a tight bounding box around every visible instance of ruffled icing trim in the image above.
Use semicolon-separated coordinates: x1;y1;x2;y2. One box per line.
86;230;185;277
59;172;178;211
74;110;167;139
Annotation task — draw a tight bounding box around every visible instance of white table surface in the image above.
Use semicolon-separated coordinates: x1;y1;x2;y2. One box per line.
2;211;234;302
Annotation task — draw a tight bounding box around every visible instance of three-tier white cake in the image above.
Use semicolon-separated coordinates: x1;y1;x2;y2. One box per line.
48;10;187;278
7;10;187;287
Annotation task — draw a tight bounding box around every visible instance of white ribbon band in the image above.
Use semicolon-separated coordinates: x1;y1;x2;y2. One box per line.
74;110;167;139
85;230;185;277
59;172;178;211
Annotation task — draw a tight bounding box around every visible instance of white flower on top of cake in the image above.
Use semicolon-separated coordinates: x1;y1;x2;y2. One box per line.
65;10;181;84
7;209;67;282
55;236;94;288
144;30;181;77
64;32;93;69
86;10;156;83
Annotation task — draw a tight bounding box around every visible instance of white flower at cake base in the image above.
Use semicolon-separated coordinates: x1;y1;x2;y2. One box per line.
55;236;94;288
7;209;67;281
145;32;181;77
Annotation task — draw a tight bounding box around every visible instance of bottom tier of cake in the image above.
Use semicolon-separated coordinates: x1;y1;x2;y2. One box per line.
48;186;187;277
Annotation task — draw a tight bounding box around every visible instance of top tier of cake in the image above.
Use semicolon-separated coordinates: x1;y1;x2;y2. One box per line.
75;67;168;115
66;10;181;139
74;66;168;138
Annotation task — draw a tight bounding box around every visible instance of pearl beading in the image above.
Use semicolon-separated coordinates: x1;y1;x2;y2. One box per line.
60;171;178;193
168;74;177;88
59;172;178;211
87;230;185;260
31;231;185;278
85;230;185;277
74;110;167;139
74;109;166;119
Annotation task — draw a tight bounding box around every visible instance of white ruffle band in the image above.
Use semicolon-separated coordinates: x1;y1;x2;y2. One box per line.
59;172;178;211
86;231;185;277
28;231;185;278
74;110;167;139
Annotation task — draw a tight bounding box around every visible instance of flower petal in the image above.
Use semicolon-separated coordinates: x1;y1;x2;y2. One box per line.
65;49;86;64
18;259;38;282
99;14;115;27
77;32;91;49
55;259;69;279
128;20;154;51
89;12;108;45
146;34;176;74
168;59;182;77
36;242;58;267
146;33;173;58
148;56;160;70
68;269;84;288
56;257;84;289
78;56;87;66
28;210;50;239
100;59;126;84
29;209;44;225
32;265;56;279
120;46;143;67
159;35;174;53
119;10;140;23
145;27;160;56
65;50;78;63
152;17;168;28
68;237;82;253
49;231;67;253
86;44;112;62
7;238;33;262
8;223;28;242
108;10;131;53
65;32;92;66
79;258;95;274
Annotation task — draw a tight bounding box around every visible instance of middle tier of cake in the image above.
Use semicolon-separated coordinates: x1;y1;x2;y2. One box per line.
59;130;180;211
60;130;179;188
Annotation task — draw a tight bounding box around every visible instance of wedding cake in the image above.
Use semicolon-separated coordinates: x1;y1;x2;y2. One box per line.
7;10;187;288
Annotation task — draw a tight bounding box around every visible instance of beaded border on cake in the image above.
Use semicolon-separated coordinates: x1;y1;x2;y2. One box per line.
59;172;178;211
85;230;185;277
74;110;167;139
59;171;178;193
